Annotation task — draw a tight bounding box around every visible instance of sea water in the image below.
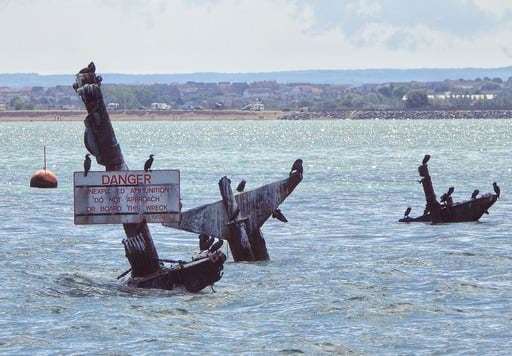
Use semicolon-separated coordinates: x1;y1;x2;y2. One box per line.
0;119;511;355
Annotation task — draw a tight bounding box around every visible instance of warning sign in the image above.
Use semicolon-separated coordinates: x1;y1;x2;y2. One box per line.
73;170;180;225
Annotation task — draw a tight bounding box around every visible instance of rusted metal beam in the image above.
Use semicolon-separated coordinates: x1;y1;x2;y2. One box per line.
164;171;302;261
418;159;441;223
164;173;302;238
219;176;255;261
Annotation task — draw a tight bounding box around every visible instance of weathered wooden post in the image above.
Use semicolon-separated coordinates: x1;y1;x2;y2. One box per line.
73;62;225;291
73;62;161;277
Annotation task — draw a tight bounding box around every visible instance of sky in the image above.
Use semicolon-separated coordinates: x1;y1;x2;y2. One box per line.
0;0;511;73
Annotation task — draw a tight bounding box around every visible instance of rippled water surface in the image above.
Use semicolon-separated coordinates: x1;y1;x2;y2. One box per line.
1;119;511;355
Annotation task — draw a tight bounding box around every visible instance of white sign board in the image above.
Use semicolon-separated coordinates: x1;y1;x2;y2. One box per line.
74;170;180;225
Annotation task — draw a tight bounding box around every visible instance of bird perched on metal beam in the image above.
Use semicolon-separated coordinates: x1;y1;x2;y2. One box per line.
440;187;454;203
144;154;154;172
272;208;288;223
84;154;91;177
199;234;215;251
236;179;246;192
493;182;500;199
471;189;479;200
79;62;95;74
290;159;303;176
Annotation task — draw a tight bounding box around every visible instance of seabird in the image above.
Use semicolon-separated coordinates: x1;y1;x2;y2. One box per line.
272;208;288;223
422;154;431;165
199;234;215;251
493;182;500;198
441;187;455;203
84;154;91;177
79;62;95;74
199;234;210;251
404;207;411;218
236;180;246;192
144;154;154;172
290;159;303;176
471;189;479;200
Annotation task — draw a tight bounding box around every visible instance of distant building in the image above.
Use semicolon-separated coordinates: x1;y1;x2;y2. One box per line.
403;92;497;102
151;102;171;110
107;102;120;110
241;102;265;111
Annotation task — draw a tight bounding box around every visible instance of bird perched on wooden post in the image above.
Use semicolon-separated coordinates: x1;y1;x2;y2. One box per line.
471;189;479;200
236;179;246;192
422;154;431;166
144;154;154;172
493;182;500;198
84;154;91;177
290;159;303;176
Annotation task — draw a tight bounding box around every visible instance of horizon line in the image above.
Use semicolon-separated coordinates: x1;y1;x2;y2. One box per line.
1;65;511;76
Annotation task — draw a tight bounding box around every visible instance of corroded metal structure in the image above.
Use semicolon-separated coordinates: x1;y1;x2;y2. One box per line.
164;172;303;261
400;155;498;224
73;62;225;292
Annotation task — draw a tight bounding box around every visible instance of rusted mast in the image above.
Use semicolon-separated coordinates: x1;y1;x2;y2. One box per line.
73;62;159;277
418;156;441;223
219;176;256;261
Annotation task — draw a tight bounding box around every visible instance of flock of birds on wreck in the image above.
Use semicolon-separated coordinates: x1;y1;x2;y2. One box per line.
32;61;503;293
83;152;500;225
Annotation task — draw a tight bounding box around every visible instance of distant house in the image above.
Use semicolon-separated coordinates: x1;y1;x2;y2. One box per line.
151;102;171;110
241;102;265;111
107;102;120;110
403;92;497;102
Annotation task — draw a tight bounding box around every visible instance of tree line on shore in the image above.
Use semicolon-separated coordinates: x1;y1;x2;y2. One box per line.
2;76;512;111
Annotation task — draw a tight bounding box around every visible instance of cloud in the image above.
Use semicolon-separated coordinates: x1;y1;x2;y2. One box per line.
291;0;510;50
0;0;510;73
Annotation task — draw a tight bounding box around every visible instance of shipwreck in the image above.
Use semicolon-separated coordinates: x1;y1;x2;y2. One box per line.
72;62;303;292
400;155;499;224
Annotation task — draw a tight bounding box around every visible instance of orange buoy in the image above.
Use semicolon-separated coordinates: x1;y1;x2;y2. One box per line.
30;146;58;188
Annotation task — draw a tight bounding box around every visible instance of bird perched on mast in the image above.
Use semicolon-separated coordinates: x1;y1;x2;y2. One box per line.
440;187;454;203
422;154;431;166
84;154;91;177
493;182;501;199
236;179;246;192
290;159;303;176
144;154;154;172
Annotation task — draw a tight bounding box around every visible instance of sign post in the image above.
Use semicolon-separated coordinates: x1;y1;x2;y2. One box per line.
74;170;180;225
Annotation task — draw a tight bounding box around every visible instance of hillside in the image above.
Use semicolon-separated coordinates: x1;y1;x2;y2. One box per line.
1;67;512;87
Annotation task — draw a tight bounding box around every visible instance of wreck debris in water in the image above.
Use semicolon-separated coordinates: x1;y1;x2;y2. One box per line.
400;155;499;224
72;62;304;291
73;62;225;292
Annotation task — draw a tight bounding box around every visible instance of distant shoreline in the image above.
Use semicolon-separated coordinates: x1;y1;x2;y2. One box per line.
0;110;282;122
1;109;512;122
